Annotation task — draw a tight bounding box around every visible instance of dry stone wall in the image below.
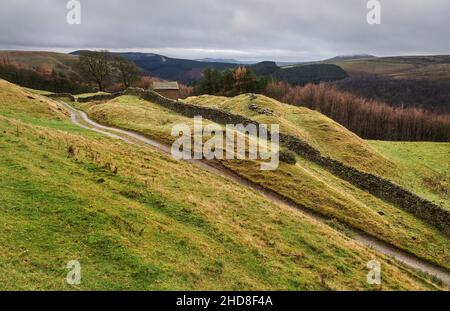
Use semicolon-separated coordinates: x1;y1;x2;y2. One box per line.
51;88;450;235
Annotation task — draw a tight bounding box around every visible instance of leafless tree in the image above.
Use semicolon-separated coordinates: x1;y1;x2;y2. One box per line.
76;50;113;91
114;56;142;89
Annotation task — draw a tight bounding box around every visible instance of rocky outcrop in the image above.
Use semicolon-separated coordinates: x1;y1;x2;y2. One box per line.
248;102;274;115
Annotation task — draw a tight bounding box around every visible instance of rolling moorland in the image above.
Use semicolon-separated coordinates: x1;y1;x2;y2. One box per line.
0;51;78;74
2;50;449;115
70;50;236;85
0;50;349;86
324;55;450;81
279;55;450;114
322;55;450;113
3;50;450;84
2;79;449;290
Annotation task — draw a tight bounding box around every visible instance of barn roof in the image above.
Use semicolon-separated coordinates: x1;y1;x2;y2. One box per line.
153;81;179;90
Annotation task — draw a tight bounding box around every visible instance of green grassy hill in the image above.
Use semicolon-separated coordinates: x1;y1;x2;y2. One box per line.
183;94;392;174
184;94;450;210
2;79;445;290
76;93;449;271
368;141;450;210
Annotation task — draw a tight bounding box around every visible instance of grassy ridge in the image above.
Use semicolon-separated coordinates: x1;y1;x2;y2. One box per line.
77;95;450;270
184;94;449;209
183;94;394;176
1;79;443;290
0;51;77;74
327;55;450;81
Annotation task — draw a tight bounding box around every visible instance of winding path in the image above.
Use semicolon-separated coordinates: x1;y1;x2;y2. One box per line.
59;101;450;288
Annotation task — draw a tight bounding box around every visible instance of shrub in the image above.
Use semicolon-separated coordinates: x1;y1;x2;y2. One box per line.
194;67;268;96
135;76;158;89
179;84;194;99
278;149;297;165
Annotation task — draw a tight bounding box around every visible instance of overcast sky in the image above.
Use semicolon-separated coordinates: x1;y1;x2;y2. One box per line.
1;0;449;62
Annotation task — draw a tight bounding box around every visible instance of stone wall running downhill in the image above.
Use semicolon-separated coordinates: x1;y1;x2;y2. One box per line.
76;92;123;103
47;93;76;102
50;88;450;235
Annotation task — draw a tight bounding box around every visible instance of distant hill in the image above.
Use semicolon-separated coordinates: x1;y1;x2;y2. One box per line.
323;54;450;112
250;61;348;85
0;50;348;86
334;75;450;113
273;64;348;85
325;54;450;80
0;51;90;94
276;61;304;67
324;54;376;62
71;50;236;84
71;51;348;85
250;61;280;76
6;50;449;93
0;50;78;74
195;58;253;64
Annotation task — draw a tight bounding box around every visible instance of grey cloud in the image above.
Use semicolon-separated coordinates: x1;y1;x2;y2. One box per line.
0;0;449;61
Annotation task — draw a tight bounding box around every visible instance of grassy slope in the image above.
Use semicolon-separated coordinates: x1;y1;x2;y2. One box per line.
391;64;450;81
184;94;449;209
23;87;54;96
369;141;450;210
331;60;415;76
0;51;77;74
184;94;395;176
327;56;450;81
1;80;440;290
77;95;449;270
75;92;109;99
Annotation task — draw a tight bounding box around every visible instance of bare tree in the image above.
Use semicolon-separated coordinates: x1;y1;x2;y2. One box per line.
114;56;142;89
76;50;112;91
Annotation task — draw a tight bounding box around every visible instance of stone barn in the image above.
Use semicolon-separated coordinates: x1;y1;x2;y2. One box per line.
152;81;180;100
